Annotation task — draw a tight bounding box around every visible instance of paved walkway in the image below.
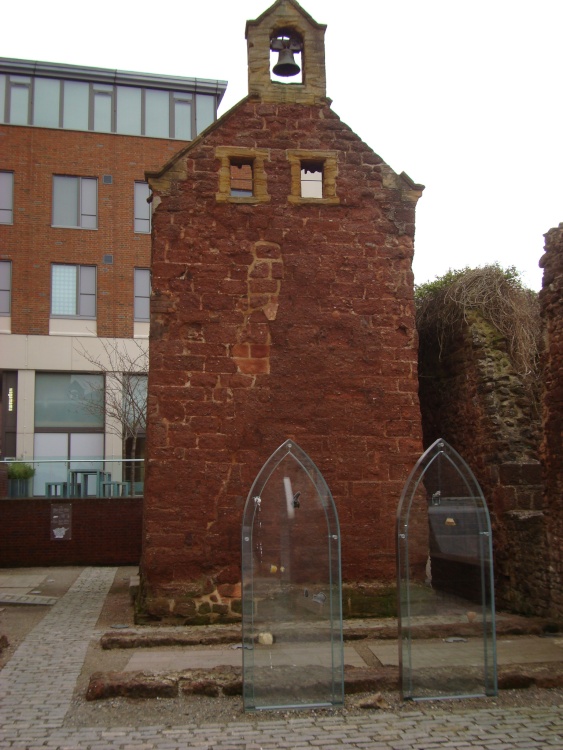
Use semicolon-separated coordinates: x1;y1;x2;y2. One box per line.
0;567;562;749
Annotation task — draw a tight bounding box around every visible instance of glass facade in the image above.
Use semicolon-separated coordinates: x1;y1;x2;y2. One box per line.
0;70;221;139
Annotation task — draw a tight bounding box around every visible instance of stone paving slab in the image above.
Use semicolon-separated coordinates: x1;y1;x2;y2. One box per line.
0;592;58;605
370;636;563;667
125;644;366;672
0;573;46;588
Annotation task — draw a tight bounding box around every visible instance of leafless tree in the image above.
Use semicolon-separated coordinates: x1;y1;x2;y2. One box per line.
74;339;148;481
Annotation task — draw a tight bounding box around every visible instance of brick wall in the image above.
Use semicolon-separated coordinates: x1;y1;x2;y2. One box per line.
539;223;563;618
0;497;142;567
418;311;547;613
141;97;424;622
0;124;185;338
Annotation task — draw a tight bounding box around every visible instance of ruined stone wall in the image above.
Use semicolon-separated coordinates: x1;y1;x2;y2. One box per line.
141;98;423;622
539;224;563;618
418;312;547;614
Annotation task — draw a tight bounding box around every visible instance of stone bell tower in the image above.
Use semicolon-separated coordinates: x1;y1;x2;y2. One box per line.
140;0;424;624
246;0;327;104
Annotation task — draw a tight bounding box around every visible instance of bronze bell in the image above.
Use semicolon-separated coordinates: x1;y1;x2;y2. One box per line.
271;37;302;77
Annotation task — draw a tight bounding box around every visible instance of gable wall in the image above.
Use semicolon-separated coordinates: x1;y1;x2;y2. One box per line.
141;99;423;621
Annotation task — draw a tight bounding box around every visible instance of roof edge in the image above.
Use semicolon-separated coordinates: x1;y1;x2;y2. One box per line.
0;57;227;100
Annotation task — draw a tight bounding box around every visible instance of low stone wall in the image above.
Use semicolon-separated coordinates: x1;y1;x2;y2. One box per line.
0;497;142;567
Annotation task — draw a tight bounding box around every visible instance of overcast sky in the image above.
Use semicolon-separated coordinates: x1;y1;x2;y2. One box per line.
5;0;562;291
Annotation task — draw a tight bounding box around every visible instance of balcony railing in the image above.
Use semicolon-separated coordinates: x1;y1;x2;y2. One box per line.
0;458;144;499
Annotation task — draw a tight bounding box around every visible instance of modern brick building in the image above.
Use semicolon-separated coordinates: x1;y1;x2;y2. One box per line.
0;56;226;492
140;0;424;622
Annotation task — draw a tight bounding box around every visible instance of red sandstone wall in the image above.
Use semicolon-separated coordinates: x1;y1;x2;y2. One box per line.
539;224;563;618
141;99;423;619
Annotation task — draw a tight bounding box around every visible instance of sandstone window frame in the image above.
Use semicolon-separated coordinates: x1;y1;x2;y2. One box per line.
215;147;271;204
287;150;339;205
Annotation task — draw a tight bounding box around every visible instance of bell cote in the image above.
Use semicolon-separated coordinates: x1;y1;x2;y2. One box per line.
245;0;327;105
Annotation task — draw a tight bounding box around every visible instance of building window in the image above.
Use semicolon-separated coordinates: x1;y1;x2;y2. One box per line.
35;372;104;430
134;268;150;321
51;264;96;318
215;147;271;204
52;175;97;229
6;75;31;125
0;260;11;314
287;150;340;205
0;171;14;224
134;182;151;233
230;161;254;197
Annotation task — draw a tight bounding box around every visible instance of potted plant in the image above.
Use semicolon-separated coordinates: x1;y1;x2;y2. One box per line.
7;461;36;498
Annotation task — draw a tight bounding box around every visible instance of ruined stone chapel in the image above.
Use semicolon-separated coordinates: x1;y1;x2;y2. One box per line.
140;0;425;621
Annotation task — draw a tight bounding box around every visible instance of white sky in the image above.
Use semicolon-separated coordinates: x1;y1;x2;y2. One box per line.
5;0;563;291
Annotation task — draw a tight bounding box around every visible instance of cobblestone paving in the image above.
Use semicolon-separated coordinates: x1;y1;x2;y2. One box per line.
0;567;562;749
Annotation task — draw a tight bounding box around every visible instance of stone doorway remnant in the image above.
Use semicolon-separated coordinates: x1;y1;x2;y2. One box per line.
397;438;497;700
241;439;344;711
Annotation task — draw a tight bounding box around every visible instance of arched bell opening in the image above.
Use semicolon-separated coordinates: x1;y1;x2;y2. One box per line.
396;438;497;701
270;28;303;84
241;439;344;711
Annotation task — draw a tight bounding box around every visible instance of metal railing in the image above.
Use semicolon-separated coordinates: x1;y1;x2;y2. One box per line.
1;458;144;499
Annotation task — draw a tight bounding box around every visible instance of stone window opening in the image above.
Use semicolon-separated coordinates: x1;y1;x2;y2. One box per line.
287;150;339;205
230;160;254;197
215;147;271;205
300;160;323;198
270;29;303;85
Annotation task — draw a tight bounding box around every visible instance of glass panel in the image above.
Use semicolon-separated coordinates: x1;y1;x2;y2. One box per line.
116;86;142;135
33;433;68;496
70;433;104;495
63;80;89;130
134;182;150;233
53;176;79;227
145;89;169;138
196;93;215;135
80;178;97;228
33;78;60;128
0;171;13;224
93;91;112;132
134;268;150;320
78;265;96;317
397;438;497;701
242;439;344;711
35;372;104;429
9;83;30;125
51;264;77;315
0;75;6;123
173;99;191;140
0;261;11;314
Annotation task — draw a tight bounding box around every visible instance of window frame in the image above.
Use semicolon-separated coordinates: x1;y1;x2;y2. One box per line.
287;150;340;205
134;182;151;234
0;260;12;315
134;268;151;321
0;171;14;225
215;147;271;204
52;175;98;229
51;263;97;319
